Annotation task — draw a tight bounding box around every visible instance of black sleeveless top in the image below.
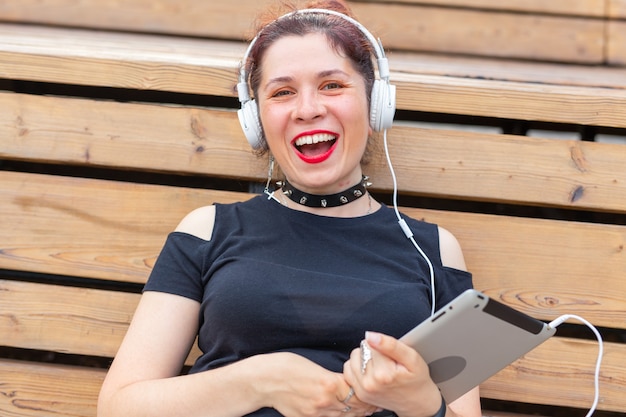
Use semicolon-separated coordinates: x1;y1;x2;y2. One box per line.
144;195;473;416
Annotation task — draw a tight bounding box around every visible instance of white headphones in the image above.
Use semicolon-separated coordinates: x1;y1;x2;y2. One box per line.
236;8;397;150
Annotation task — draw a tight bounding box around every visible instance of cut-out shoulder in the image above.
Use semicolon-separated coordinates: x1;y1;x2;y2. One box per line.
437;226;467;271
174;205;216;241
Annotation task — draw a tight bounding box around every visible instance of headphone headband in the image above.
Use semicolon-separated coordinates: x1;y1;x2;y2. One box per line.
237;8;396;150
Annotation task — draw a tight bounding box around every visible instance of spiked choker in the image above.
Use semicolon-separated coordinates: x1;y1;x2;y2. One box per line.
279;176;371;208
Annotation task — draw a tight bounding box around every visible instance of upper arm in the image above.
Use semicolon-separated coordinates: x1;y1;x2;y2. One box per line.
99;291;200;396
437;226;467;271
101;206;215;396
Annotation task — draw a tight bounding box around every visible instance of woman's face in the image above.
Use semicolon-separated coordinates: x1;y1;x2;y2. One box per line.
257;32;371;194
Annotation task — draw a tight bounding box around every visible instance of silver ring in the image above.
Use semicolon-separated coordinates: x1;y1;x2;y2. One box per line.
342;405;352;413
360;340;372;374
342;386;355;404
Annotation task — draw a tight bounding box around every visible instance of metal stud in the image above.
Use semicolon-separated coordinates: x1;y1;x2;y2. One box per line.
321;199;327;207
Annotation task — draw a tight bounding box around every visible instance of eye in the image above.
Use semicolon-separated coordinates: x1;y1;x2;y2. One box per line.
322;82;343;91
272;89;293;98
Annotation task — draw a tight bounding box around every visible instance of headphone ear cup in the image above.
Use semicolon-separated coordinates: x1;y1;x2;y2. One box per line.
369;80;396;132
237;99;264;150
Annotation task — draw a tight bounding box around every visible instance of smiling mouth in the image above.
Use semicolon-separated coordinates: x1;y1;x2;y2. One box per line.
294;133;337;157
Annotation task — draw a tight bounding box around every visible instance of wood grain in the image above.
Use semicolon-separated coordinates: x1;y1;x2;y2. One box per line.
1;2;625;416
482;337;625;412
0;92;265;179
608;20;626;66
1;172;624;329
389;51;626;90
0;279;201;363
1;335;621;417
351;3;605;63
0;1;611;64
393;74;626;128
0;0;268;40
371;0;607;16
0;359;104;417
2;280;624;412
3;92;626;212
0;171;251;283
0;24;245;97
2;23;625;129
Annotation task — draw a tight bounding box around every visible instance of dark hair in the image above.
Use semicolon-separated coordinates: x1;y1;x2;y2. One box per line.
245;0;376;111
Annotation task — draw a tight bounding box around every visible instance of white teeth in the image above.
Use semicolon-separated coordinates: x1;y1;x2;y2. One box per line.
294;133;336;147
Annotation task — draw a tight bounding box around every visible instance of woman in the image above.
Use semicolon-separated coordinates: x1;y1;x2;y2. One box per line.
97;1;481;416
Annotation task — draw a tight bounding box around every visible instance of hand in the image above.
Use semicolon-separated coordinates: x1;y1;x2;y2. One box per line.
342;332;443;417
255;352;378;417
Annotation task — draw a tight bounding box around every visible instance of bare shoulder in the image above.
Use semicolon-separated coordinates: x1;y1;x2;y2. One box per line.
437;226;467;271
175;205;216;241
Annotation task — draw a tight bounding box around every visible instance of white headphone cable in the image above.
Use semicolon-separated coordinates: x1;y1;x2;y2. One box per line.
548;314;604;417
383;129;437;316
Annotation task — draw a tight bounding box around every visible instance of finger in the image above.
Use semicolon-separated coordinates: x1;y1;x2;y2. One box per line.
341;386;355;404
343;347;362;384
364;331;424;373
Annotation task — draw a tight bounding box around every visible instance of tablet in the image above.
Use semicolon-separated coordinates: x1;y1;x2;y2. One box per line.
400;289;556;403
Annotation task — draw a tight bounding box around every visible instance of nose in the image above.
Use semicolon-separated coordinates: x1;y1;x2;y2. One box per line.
293;89;325;122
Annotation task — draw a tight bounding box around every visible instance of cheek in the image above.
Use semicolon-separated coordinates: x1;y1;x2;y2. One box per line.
259;105;290;149
258;104;279;134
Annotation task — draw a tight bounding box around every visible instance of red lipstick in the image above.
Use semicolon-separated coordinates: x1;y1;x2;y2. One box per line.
291;130;339;164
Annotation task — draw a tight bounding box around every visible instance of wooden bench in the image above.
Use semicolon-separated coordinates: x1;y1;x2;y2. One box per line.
1;1;625;416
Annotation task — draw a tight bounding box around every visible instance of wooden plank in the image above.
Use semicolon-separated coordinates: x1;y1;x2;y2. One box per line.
1;172;625;329
0;171;251;283
3;93;626;212
2;23;625;128
0;92;265;180
0;288;626;410
608;0;626;18
608;20;626;66
387;126;626;213
481;337;626;412
0;1;608;64
0;0;269;40
0;359;103;417
0;279;137;358
2;335;622;417
2;280;624;412
0;24;245;97
3;275;623;362
368;0;607;16
0;0;609;29
351;3;605;64
0;279;202;363
417;208;626;328
394;73;626;129
390;52;626;89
